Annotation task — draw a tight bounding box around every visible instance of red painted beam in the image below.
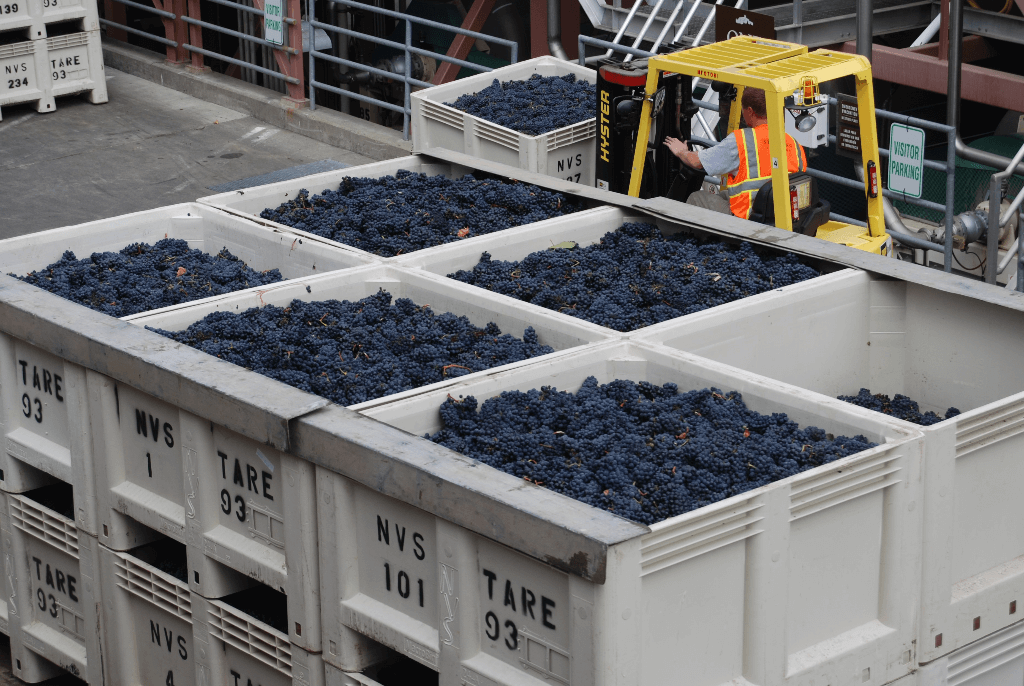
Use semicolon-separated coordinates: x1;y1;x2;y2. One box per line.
432;0;498;85
907;35;995;61
840;41;1024;112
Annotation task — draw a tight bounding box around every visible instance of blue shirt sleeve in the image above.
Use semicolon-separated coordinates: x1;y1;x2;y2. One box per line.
696;134;741;178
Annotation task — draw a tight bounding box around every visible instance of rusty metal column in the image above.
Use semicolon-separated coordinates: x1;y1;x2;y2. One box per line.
186;0;205;71
947;0;963;131
170;0;189;63
284;0;307;102
857;0;872;61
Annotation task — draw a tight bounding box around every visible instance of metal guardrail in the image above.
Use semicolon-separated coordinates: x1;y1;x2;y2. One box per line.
307;0;518;140
100;0;305;99
101;0;185;62
987;141;1024;289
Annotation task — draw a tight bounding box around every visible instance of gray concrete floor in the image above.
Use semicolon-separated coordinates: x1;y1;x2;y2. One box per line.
0;68;375;239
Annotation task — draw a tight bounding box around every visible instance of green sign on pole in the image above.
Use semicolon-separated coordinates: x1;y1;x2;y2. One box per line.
888;123;925;199
264;0;284;46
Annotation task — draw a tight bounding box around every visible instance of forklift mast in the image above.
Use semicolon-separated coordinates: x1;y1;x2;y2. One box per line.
595;59;687;199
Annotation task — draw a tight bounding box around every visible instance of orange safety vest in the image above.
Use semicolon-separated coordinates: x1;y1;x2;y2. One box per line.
721;124;807;221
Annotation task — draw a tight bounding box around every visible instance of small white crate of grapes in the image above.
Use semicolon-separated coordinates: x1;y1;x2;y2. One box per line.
0;36;54;116
411;57;597;185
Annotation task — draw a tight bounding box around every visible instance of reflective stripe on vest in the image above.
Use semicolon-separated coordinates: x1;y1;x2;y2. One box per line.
721;125;807;220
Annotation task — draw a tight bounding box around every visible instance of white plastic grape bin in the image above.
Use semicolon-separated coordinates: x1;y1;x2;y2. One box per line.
0;490;9;636
335;339;925;686
0;331;94;527
0;2;35;37
1;491;102;684
393;204;845;336
0;37;55;115
0;203;373;540
85;366;375;658
192;594;327;686
0;0;99;40
196;154;590;261
42;29;106;104
630;268;1024;663
410;56;597;186
83;377;326;653
0;202;375;322
129;264;618;413
98;544;197;686
906;618;1024;686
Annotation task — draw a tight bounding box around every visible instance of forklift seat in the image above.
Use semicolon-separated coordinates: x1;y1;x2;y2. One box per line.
748;173;831;237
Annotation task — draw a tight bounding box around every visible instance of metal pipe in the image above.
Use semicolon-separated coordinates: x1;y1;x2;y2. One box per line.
691;0;725;46
946;0;963;273
99;18;179;43
857;0;872;61
325;0;517;51
624;0;667;62
955;135;1024;177
1002;183;1024;227
181;17;300;53
650;0;688;54
548;0;568;60
891;227;946;253
184;44;302;82
696;111;717;140
672;0;703;43
997;235;1018;274
578;34;653;62
947;0;963;131
603;0;645;58
853;164;921;239
310;77;407;112
1018;203;1024;290
987;170;1001;283
404;19;411;140
910;13;942;47
308;0;315;110
108;0;175;18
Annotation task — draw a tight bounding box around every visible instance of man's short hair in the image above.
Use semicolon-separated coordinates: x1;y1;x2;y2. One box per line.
741;87;767;118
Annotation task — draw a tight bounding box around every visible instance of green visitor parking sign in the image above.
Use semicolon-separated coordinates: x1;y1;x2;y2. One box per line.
888;123;925;199
264;0;284;46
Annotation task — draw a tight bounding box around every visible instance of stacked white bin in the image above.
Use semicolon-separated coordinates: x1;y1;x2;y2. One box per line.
0;0;103;119
410;57;598;186
0;202;379;683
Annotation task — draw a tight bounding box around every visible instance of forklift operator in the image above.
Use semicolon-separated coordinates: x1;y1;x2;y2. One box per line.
663;87;807;220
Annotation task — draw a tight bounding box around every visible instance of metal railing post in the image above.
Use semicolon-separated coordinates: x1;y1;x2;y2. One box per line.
944;128;955;272
308;0;316;110
986;171;1000;283
404;18;412;140
305;0;517;135
186;0;205;71
170;0;188;62
1018;207;1024;292
285;0;306;101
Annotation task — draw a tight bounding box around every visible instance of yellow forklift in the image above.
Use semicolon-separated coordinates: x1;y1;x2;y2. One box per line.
618;36;891;256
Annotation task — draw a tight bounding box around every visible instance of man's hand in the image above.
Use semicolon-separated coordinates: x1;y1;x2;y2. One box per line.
664;137;704;170
663;136;688;157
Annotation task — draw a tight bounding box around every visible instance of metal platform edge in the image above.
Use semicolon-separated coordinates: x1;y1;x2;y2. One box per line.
416;148;1024;314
